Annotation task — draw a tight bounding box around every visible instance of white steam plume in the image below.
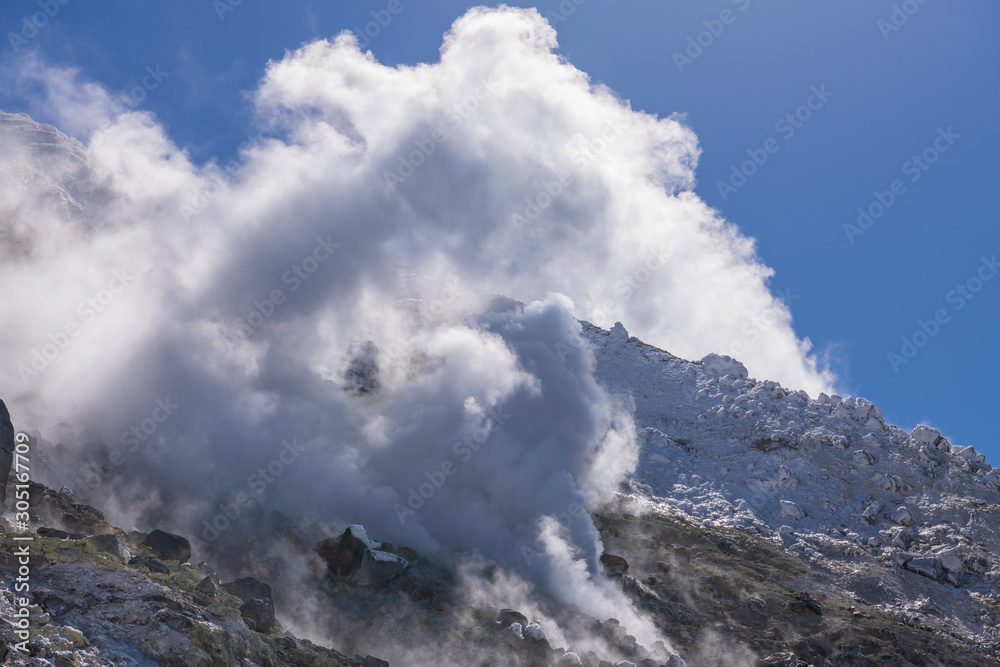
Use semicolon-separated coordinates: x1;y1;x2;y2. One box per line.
0;4;838;655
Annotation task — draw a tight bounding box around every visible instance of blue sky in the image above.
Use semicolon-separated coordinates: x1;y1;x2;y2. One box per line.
2;1;998;462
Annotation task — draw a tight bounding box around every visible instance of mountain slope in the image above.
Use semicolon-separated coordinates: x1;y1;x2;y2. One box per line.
583;321;1000;661
1;321;997;665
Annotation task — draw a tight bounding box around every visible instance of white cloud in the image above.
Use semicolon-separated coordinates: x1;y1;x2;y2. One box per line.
0;5;839;654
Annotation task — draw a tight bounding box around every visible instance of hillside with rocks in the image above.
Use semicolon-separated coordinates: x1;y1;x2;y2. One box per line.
0;321;998;665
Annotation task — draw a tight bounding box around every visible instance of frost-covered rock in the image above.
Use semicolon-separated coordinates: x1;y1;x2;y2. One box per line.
833;397;856;420
853;450;876;466
890;506;915;527
700;353;748;378
495;609;528;628
953;445;986;463
855;398;885;429
747;465;798;493
523;621;546;641
346;524;381;549
905;556;943;581
890;526;917;549
939;550;964;573
579;321;999;654
780;500;805;520
862;504;879;525
912;425;951;453
559;652;583;665
872;472;905;493
610;321;629;340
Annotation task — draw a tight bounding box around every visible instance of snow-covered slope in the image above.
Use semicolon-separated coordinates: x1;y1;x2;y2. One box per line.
584;320;1000;647
0;111;108;217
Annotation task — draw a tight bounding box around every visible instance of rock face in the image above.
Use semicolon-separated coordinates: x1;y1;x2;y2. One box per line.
600;553;630;575
343;341;380;394
86;534;121;559
0;400;14;511
779;500;805;520
240;598;275;633
196;576;218;596
495;609;529;628
890;505;915;526
579;322;1000;662
699;353;748;378
0;482;379;665
317;526;409;587
0;485;573;663
221;577;272;603
145;529;192;563
3;322;1000;665
912;424;951;452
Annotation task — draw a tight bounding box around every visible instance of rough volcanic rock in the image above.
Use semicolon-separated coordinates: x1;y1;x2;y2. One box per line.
145;529;192;563
0;400;14;512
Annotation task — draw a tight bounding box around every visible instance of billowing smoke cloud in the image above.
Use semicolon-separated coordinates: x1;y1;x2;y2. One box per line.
0;4;836;655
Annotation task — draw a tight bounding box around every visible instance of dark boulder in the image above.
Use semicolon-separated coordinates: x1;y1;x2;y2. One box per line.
317;526;370;577
196;576;218;595
145;529;192;563
600;553;629;575
87;533;122;558
240;597;275;633
495;608;529;628
38;526;71;539
0;401;13;512
222;577;272;603
38;593;73;617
